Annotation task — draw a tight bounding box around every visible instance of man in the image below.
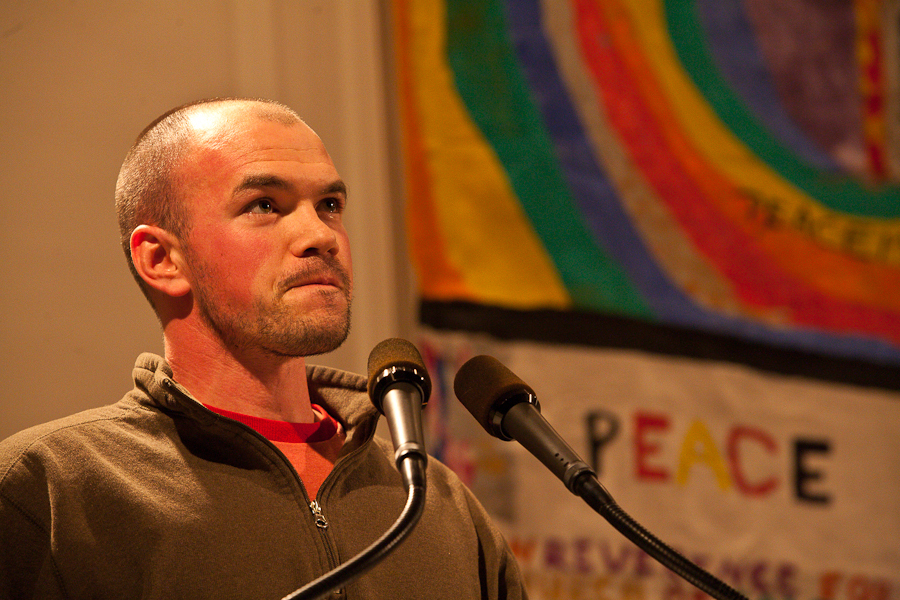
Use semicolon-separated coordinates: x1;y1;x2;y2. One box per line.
0;98;527;599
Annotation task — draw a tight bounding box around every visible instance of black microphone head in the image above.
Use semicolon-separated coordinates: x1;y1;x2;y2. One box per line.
453;355;537;440
367;338;432;410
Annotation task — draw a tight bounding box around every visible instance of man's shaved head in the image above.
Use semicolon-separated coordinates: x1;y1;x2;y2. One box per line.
115;98;304;303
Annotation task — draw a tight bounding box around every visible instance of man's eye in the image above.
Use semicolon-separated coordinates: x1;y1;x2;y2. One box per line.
247;199;276;214
320;198;344;214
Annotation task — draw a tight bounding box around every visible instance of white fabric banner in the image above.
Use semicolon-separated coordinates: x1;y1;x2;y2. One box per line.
417;329;900;600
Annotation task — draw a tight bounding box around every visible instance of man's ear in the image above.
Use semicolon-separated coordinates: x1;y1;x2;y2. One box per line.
130;225;192;298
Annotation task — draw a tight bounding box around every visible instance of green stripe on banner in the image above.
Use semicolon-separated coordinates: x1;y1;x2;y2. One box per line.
665;0;900;219
444;0;652;317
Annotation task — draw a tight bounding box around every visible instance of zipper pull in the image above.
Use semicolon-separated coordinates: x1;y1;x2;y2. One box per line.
309;500;329;529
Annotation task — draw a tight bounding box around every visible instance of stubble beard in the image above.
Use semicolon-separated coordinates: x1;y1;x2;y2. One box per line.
191;258;353;359
255;286;352;357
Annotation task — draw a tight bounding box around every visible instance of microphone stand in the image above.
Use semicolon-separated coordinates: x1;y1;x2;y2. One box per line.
573;473;749;600
280;455;427;600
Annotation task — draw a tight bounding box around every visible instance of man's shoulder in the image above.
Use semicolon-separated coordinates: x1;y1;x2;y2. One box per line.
0;401;141;477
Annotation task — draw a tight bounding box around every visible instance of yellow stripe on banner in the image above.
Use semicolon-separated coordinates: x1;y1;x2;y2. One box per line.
406;0;571;309
625;0;900;263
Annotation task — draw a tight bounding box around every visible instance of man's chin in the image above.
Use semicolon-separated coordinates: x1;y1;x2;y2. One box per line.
264;311;351;358
297;328;351;358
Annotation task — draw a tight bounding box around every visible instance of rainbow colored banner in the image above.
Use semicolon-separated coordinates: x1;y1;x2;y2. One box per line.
392;0;900;368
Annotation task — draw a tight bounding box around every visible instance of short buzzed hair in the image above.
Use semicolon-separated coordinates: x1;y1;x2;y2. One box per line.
114;97;303;305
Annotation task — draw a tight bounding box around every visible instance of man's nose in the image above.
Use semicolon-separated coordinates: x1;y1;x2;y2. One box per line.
287;205;339;257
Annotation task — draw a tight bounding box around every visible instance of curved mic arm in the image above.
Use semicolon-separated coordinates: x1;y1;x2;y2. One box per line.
281;455;427;600
573;473;749;600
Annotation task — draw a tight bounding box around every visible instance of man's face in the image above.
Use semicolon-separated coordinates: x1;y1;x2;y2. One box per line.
174;110;353;357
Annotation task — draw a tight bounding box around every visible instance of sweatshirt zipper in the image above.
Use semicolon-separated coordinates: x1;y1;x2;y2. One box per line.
309;500;329;529
308;499;342;595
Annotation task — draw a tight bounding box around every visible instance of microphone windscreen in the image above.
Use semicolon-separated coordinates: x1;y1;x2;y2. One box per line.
367;338;432;402
453;355;536;436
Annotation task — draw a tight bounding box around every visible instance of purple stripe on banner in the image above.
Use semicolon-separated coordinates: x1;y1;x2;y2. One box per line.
696;0;840;172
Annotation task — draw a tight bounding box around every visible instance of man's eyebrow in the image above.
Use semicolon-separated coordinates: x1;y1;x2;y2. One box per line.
233;174;294;195
232;175;347;197
321;180;347;197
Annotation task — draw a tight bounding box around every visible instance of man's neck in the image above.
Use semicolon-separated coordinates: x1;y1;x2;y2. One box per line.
163;333;316;424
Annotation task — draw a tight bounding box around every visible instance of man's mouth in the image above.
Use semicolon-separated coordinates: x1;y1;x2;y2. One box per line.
280;265;349;295
299;275;339;288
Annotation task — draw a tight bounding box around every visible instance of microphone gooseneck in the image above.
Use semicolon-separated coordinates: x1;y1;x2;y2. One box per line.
453;355;750;600
283;338;431;600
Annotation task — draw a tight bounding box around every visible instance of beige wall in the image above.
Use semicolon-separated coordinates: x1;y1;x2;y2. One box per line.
0;1;414;439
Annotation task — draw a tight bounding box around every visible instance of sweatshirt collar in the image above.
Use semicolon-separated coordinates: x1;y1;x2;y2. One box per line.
131;352;376;444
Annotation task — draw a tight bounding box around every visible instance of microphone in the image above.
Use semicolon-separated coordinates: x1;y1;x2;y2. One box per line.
453;355;749;600
367;337;432;486
453;354;594;493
